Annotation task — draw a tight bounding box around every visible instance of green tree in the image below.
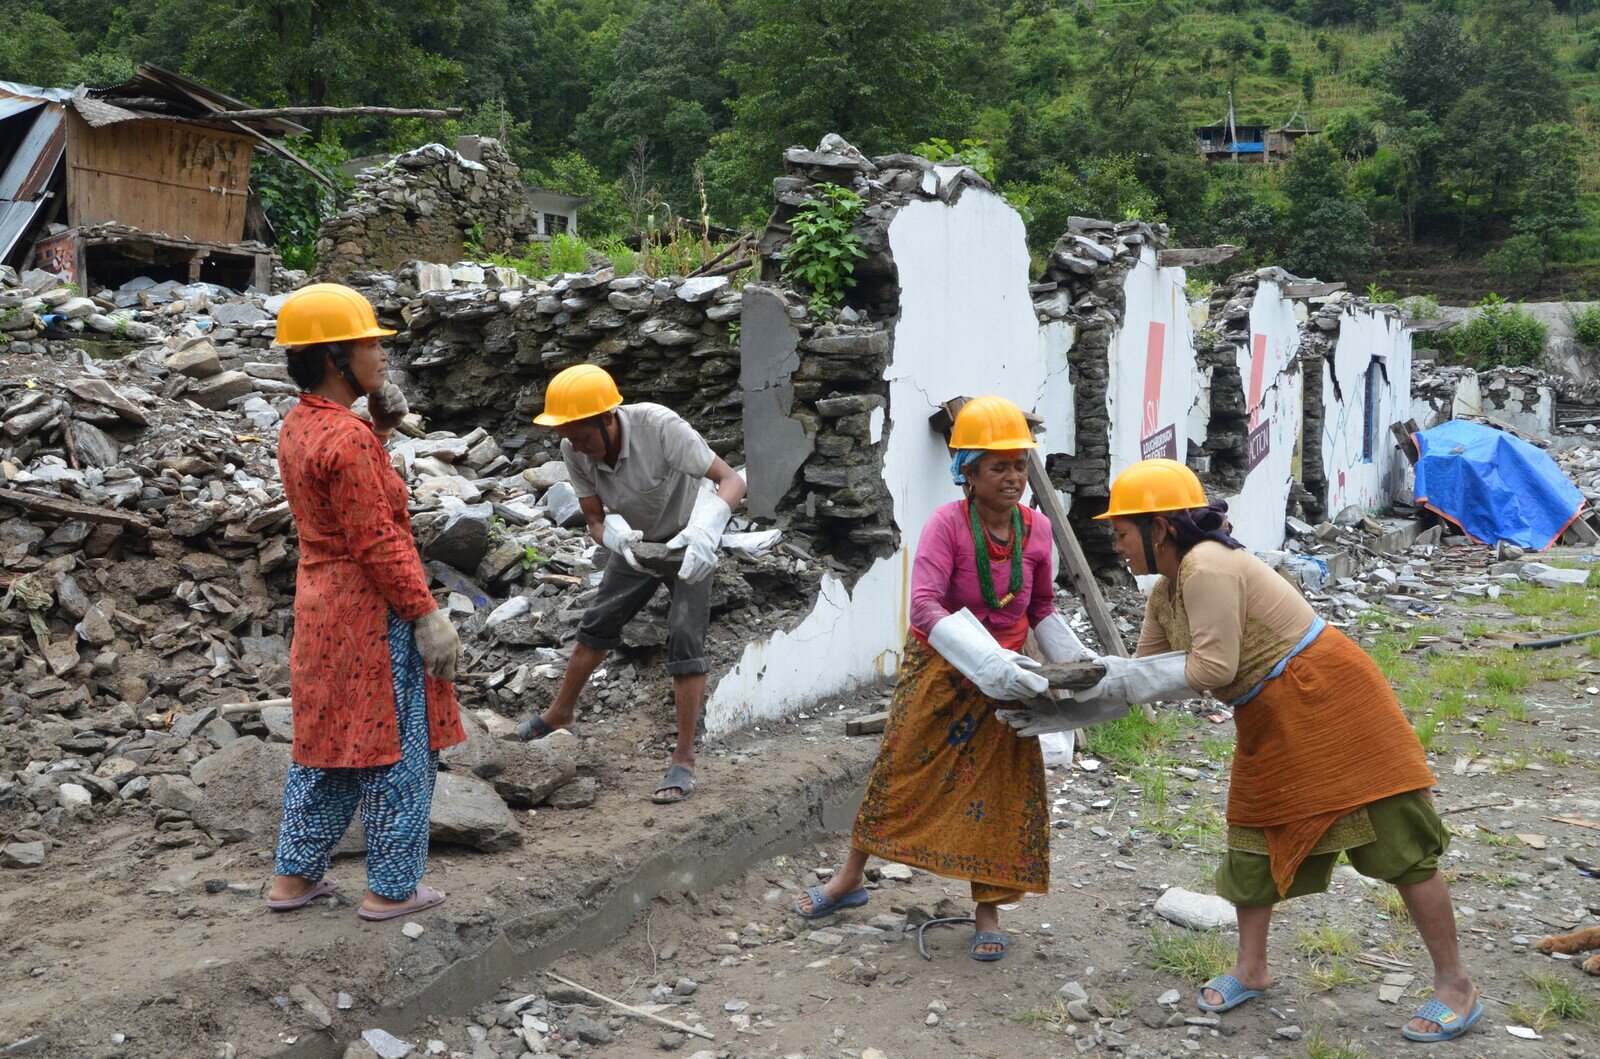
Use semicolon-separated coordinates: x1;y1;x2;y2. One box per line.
706;0;991;222
1282;139;1376;278
1323;111;1376;159
525;152;631;239
1512;123;1587;252
1483;235;1547;293
577;0;733;214
1269;42;1292;75
0;9;77;85
1009;154;1160;253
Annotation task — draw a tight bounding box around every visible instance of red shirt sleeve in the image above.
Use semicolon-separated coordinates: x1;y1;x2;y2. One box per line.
322;424;437;621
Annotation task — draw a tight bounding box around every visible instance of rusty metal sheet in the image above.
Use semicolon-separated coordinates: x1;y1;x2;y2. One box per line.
0;98;43;123
0;200;44;261
0;107;64;200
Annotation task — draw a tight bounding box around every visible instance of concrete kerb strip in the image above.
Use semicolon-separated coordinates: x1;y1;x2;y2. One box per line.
270;749;873;1059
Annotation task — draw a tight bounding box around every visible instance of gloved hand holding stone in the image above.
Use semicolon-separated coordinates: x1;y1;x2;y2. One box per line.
413;608;460;681
668;492;733;584
1034;612;1093;664
997;695;1133;737
927;609;1049;701
602;513;646;573
1070;652;1194;706
367;382;409;433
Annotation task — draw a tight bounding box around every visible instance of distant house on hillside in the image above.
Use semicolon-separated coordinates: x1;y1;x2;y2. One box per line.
1195;94;1317;164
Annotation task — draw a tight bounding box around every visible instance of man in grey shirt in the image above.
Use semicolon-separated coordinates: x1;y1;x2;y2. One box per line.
518;364;746;803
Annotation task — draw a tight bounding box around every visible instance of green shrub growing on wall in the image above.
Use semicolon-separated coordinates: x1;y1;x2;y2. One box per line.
1438;294;1547;369
1569;304;1600;348
780;183;867;317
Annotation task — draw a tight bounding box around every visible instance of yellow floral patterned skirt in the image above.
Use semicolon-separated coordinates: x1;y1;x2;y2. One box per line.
851;637;1049;903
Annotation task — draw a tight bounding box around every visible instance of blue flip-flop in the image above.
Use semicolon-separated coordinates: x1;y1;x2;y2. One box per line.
1196;973;1262;1012
792;884;869;920
1401;997;1484;1043
971;931;1008;962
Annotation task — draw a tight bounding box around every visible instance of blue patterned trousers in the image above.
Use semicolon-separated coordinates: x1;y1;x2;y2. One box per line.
273;610;438;899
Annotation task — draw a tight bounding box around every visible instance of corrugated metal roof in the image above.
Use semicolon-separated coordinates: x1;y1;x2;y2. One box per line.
0;106;64;200
0;98;44;123
0;200;45;261
0;81;73;103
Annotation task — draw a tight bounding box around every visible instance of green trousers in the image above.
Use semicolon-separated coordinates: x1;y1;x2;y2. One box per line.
1215;791;1448;908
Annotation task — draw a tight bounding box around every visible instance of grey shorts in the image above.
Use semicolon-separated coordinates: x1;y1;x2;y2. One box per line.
576;557;711;676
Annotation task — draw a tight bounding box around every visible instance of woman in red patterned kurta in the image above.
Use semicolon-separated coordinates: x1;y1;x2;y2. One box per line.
264;284;466;921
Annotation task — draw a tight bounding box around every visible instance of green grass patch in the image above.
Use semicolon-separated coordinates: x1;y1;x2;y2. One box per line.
1148;926;1233;981
1304;1029;1368;1059
1086;708;1189;770
1527;972;1595;1025
1294;925;1359;960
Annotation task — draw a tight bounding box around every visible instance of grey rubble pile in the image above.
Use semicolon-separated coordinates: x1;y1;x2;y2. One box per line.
0;264;814;875
318;139;535;280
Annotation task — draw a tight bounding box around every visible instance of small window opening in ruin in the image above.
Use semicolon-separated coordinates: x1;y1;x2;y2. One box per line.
543;212;568;235
1361;357;1386;463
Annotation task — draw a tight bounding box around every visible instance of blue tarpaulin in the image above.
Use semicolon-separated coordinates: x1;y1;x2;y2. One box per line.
1413;419;1584;551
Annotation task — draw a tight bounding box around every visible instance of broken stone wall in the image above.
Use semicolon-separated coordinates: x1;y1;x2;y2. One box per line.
316;140;534;281
386;269;745;463
1194;270;1307;550
1410;365;1554;435
1299;297;1413;521
1029;220;1198;568
710;141;1080;732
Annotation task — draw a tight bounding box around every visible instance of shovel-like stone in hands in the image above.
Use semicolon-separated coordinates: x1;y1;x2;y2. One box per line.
1037;660;1107;691
628;541;686;578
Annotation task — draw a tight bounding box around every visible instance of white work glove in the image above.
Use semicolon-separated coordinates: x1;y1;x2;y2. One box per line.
667;492;733;585
602;514;646;573
412;608;460;680
1034;612;1093;664
926;609;1049;702
367;382;409;433
997;697;1133;736
1070;652;1194;706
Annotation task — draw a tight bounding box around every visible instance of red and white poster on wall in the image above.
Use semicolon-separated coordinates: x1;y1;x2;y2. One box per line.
1139;321;1177;460
1246;332;1271;471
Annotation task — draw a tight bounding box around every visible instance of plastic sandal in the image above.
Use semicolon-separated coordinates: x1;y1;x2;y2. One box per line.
650;763;696;804
358;883;446;922
1196;973;1262;1012
792;884;869;920
970;930;1008;962
1400;998;1483;1042
264;877;339;912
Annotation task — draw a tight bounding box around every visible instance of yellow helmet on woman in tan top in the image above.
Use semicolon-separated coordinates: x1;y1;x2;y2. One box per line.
535;364;624;426
1097;458;1207;519
273;283;396;347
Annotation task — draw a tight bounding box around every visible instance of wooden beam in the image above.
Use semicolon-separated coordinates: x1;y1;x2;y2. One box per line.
1390;421;1420;465
1404;319;1459;333
930;398;1127;658
210;106;465;121
847;712;889;736
1281;281;1346;299
1156;245;1243;268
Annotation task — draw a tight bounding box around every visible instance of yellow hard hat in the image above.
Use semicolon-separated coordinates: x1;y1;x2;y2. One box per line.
273;283;395;347
1097;459;1207;519
535;364;623;426
949;395;1038;451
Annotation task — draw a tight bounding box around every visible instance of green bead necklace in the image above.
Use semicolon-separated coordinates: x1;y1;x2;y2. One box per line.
968;501;1023;608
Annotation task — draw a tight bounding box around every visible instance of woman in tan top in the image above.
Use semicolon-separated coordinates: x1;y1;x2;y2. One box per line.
1001;460;1481;1045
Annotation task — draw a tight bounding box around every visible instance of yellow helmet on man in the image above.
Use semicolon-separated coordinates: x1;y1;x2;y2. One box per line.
535;364;624;426
1097;458;1207;519
273;283;395;347
949;395;1038;451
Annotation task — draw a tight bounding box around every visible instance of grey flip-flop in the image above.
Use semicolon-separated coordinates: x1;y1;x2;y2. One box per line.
650;763;696;804
517;715;579;741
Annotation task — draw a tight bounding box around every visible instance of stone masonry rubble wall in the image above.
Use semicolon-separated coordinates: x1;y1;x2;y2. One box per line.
317;140;533;281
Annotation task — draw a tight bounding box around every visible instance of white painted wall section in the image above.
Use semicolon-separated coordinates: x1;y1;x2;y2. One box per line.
705;188;1075;733
1224;280;1303;550
1321;307;1413;515
1105;249;1200;480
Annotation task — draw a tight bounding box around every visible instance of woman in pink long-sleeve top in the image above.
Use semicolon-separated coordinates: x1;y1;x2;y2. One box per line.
792;396;1095;961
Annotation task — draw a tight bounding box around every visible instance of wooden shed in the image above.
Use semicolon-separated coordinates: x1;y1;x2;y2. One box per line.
0;64;307;290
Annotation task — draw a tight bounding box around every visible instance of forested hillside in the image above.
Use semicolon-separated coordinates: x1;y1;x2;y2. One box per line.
4;0;1597;298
